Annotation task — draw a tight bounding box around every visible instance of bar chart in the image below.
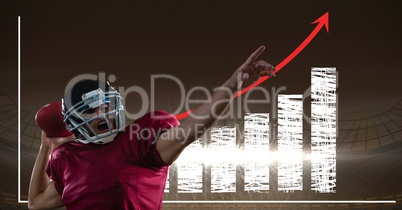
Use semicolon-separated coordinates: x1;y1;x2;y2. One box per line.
168;67;337;194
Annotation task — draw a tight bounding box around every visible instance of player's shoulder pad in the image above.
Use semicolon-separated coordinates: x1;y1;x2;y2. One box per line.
50;141;85;160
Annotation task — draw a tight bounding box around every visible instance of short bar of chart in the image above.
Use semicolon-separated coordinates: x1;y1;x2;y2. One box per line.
244;113;270;192
176;139;203;193
210;127;237;193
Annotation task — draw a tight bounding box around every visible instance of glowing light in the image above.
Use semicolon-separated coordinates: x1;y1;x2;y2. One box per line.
311;67;337;193
244;113;270;192
210;127;236;193
278;94;303;192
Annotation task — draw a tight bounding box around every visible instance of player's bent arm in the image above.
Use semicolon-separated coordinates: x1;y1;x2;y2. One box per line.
28;137;64;210
28;181;63;210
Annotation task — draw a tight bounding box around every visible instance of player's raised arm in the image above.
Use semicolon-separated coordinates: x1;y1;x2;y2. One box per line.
29;102;73;209
156;46;276;164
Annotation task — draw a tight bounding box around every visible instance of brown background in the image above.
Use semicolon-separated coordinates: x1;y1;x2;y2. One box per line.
0;0;401;209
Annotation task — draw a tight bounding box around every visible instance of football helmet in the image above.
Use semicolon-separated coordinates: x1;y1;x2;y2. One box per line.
62;79;125;144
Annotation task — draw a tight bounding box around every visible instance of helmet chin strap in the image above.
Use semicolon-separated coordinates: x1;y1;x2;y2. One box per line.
76;133;118;145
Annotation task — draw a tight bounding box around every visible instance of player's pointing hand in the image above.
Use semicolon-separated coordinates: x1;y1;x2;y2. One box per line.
224;45;276;90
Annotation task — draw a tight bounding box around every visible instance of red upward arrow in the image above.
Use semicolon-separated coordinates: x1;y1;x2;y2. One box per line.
176;12;329;120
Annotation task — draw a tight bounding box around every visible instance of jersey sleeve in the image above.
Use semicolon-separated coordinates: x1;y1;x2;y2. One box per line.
45;154;64;195
123;110;180;167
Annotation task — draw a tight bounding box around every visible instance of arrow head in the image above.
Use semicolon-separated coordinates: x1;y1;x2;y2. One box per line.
312;12;329;34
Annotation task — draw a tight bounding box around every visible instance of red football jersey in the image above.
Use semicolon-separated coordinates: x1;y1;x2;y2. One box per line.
46;111;179;209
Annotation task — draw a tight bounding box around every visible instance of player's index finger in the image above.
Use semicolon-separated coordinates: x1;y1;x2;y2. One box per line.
245;45;265;65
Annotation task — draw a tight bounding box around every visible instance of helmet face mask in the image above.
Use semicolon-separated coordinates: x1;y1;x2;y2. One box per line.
63;80;125;144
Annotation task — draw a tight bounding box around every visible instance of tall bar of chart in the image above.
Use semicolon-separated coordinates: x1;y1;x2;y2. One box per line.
311;67;337;193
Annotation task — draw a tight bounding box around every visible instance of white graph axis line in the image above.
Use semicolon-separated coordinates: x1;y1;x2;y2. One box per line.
17;16;28;204
162;200;396;204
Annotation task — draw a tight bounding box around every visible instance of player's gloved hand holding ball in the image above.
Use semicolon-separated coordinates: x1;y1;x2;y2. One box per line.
35;101;73;138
